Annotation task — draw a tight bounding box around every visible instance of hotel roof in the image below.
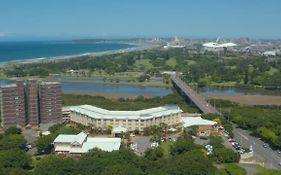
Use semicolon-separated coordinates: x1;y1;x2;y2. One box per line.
70;104;182;120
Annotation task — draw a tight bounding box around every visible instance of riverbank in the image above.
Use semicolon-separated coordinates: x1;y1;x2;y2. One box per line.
209;94;281;106
63;92;154;99
57;78;171;88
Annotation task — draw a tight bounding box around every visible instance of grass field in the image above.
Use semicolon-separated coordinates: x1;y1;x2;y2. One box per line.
254;165;281;175
165;57;178;67
160;142;173;157
223;163;247;175
266;67;279;75
134;59;153;71
186;60;197;65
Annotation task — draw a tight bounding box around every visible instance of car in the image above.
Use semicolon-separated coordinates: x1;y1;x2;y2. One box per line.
26;144;32;149
24;147;29;152
168;137;173;142
151;142;159;148
279;162;281;167
235;146;241;150
228;138;236;142
263;144;268;148
277;150;281;154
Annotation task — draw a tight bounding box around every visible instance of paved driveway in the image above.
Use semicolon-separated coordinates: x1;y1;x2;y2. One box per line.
135;136;151;156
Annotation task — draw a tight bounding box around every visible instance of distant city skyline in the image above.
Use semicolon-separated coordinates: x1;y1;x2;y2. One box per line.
0;0;281;41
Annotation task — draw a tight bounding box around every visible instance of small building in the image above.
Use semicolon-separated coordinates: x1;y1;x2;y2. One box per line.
182;116;223;137
53;132;121;154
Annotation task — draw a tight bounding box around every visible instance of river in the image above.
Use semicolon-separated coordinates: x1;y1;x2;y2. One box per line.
0;79;172;97
1;79;281;97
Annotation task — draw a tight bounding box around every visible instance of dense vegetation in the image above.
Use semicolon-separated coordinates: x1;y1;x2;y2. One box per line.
63;93;200;113
0;124;276;175
211;99;281;149
230;105;281;148
3;47;281;88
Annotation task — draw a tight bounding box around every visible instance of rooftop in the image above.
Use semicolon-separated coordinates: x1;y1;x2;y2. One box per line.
70;104;182;120
182;117;217;128
0;83;17;88
54;132;121;153
40;81;61;85
54;132;87;145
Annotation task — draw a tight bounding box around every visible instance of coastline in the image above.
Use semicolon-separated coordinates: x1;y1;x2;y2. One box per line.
0;42;159;66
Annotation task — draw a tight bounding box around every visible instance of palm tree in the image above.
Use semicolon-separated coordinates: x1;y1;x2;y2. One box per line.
159;123;168;134
106;125;113;135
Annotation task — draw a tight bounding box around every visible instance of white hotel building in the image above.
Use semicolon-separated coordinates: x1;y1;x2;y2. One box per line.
68;105;183;131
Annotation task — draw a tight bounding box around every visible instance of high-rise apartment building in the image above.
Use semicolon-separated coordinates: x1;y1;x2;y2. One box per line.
0;80;62;128
39;82;62;123
0;80;26;127
25;80;39;126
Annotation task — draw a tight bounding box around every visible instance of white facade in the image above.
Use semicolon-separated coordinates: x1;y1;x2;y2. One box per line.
69;105;182;131
53;132;121;154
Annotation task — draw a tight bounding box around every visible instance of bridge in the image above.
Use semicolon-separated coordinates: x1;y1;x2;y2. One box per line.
171;76;219;114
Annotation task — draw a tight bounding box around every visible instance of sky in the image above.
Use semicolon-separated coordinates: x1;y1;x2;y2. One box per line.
0;0;281;41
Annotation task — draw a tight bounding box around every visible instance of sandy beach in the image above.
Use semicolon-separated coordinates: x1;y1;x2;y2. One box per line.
209;94;281;106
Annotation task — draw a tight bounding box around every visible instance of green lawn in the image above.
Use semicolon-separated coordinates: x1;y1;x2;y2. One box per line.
165;57;178;67
134;59;153;71
254;165;281;175
186;60;197;65
266;67;279;75
223;163;247;175
160;142;173;157
210;81;237;87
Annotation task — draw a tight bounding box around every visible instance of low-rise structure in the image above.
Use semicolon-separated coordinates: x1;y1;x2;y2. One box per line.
182;116;223;136
68;105;182;132
53;132;121;154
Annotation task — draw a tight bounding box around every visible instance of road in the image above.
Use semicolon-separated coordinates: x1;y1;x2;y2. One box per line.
172;76;218;114
233;127;281;170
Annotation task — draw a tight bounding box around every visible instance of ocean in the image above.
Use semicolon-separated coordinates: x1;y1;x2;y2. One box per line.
0;40;134;63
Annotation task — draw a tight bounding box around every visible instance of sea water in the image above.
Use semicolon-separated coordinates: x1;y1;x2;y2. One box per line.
0;40;134;63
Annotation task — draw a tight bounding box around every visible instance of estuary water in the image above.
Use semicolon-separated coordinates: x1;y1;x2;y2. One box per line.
0;79;172;97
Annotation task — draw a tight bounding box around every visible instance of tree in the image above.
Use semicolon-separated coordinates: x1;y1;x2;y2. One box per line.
162;150;217;175
100;164;143;175
106;125;113;135
170;137;199;155
144;147;164;161
210;147;240;163
4;127;22;135
35;135;56;154
0;149;31;169
32;155;76;175
0;134;27;151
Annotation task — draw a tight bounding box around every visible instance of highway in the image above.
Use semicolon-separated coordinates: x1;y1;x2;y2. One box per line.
172;76;218;114
233;127;281;170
